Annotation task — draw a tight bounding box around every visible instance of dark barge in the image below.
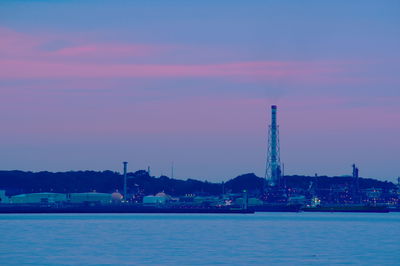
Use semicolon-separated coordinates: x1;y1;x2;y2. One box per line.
302;205;389;213
0;204;254;214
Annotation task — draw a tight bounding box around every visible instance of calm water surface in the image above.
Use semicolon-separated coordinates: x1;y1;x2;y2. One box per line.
0;213;399;265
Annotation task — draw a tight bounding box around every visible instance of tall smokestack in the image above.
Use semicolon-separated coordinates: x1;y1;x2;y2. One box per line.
123;162;128;200
352;164;360;203
271;105;278;172
265;105;281;186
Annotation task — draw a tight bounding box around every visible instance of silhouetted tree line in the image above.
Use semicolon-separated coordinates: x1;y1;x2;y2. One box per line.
0;170;395;196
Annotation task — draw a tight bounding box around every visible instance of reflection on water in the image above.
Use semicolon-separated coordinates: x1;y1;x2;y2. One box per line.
0;213;399;265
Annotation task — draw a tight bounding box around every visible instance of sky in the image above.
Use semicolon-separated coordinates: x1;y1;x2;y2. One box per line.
0;0;399;182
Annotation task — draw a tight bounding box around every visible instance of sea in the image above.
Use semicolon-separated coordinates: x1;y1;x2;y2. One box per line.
0;213;399;265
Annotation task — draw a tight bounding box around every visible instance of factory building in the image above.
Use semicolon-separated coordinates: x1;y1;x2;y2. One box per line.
5;192;122;205
10;193;67;204
0;190;9;203
235;197;263;207
69;192;113;205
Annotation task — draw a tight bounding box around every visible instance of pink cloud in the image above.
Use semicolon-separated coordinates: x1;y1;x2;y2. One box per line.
0;59;344;84
0;27;378;85
0;27;168;61
0;27;44;58
48;44;165;58
2;93;399;138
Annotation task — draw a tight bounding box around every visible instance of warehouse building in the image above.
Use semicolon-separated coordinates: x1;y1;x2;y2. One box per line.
69;192;112;205
10;193;67;204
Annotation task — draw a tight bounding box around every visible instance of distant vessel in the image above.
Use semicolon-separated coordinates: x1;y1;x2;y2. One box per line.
302;205;389;213
387;206;400;212
250;203;302;212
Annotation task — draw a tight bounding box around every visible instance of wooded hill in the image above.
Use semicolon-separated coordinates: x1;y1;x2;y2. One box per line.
0;170;395;196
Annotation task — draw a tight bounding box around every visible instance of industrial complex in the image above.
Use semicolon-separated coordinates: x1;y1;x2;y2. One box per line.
0;105;399;213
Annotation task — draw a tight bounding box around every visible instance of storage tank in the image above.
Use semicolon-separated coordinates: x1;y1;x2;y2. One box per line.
143;193;170;205
111;192;123;202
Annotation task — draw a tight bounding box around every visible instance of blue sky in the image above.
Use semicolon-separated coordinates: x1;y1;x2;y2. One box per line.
0;1;399;181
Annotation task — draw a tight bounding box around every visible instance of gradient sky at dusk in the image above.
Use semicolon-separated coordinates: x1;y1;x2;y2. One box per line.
0;1;399;181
